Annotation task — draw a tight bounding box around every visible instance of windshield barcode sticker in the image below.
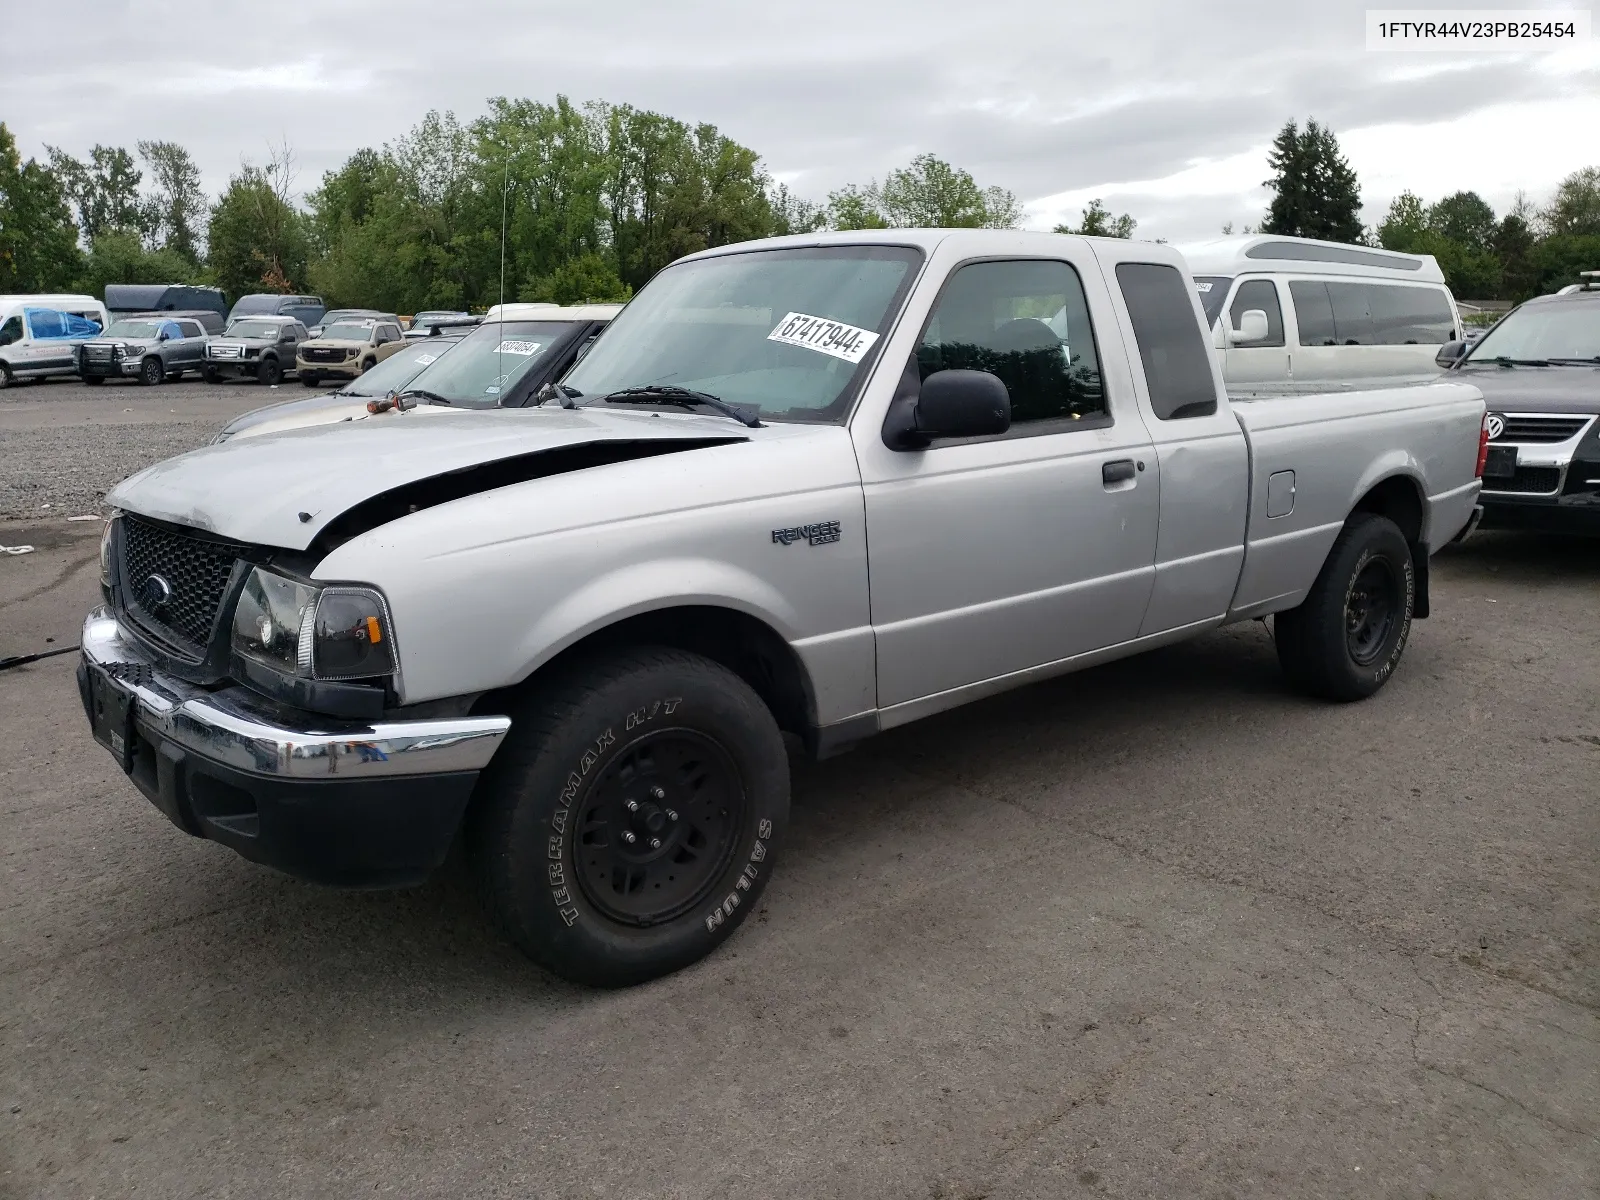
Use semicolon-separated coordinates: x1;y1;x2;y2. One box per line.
767;312;879;364
414;354;437;365
495;340;542;356
1194;281;1213;293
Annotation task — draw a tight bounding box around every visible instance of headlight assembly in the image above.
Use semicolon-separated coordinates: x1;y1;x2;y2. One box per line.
99;511;121;588
231;567;396;683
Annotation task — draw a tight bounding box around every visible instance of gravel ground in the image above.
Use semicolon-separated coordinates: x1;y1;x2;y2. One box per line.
0;377;280;519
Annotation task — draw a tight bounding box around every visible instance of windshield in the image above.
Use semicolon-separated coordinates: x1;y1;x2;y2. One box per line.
331;340;460;397
561;245;922;423
104;320;163;338
320;321;374;341
1193;276;1231;327
224;319;285;340
1464;302;1600;364
398;320;568;407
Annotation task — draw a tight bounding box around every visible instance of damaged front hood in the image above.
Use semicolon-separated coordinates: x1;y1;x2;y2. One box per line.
110;407;750;551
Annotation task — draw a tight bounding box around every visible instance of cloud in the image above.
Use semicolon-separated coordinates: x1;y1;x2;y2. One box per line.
0;0;1594;242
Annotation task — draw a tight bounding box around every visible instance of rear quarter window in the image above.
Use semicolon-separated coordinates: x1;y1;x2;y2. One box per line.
1114;262;1218;421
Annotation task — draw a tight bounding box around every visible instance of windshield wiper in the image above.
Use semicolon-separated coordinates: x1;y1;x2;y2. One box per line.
397;388;453;406
600;385;762;428
539;381;580;409
1545;356;1600;366
1477;356;1551;368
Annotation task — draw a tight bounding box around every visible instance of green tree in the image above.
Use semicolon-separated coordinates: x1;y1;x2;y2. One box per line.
521;251;631;305
207;156;309;301
1428;190;1496;251
46;143;146;244
825;184;889;231
1530;233;1600;294
137;140;206;262
1541;166;1600;237
1261;118;1363;244
768;183;826;235
825;155;1018;230
1493;194;1540;300
77;229;202;299
0;123;82;290
1054;198;1136;238
1374;191;1429;251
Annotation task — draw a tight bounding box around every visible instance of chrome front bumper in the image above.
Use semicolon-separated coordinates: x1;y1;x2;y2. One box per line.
81;607;510;780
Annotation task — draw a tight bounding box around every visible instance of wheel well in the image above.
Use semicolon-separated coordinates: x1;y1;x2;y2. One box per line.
481;606;816;737
1352;476;1424;545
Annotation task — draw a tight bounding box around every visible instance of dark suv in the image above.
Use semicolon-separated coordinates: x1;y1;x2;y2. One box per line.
1440;285;1600;533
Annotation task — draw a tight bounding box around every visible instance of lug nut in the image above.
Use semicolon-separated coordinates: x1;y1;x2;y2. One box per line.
622;831;636;845
625;799;639;813
666;809;678;822
650;786;666;800
649;838;661;850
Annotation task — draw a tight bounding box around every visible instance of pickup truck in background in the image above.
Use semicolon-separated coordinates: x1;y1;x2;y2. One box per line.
79;230;1487;988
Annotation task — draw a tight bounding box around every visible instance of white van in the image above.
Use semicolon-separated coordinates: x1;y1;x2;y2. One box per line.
0;294;110;388
1176;236;1462;394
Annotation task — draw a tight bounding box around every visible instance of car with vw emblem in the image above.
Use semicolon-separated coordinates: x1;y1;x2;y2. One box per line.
79;229;1485;988
1437;286;1600;534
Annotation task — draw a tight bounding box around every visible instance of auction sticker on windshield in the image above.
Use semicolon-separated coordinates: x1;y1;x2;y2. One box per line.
767;312;880;364
495;340;543;356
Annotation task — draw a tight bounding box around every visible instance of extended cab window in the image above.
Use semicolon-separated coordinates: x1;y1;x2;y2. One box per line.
1115;262;1217;420
1228;279;1285;347
916;258;1105;427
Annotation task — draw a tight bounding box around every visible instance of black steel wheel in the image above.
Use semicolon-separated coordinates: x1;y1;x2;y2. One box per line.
256;357;282;386
1345;557;1400;666
472;646;789;987
572;730;744;926
1275;512;1414;702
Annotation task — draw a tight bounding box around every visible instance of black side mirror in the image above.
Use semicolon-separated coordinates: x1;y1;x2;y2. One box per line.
884;368;1010;448
1435;340;1469;368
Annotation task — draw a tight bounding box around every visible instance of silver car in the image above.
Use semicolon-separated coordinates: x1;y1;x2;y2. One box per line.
76;316;210;386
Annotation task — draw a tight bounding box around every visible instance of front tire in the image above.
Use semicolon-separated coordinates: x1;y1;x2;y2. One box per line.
257;357;282;387
472;647;789;987
201;365;222;384
1275;513;1414;702
83;375;105;386
139;357;163;386
300;371;320;388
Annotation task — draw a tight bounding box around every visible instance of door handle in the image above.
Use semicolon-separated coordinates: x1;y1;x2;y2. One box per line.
1101;459;1137;486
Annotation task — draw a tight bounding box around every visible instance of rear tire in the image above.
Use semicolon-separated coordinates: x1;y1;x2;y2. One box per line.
1274;513;1415;702
257;357;282;387
471;646;789;987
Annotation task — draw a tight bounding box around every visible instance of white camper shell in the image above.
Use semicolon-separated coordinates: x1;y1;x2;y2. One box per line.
1177;236;1462;394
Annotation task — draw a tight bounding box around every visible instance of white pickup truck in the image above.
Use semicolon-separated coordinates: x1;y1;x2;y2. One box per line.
79;230;1488;986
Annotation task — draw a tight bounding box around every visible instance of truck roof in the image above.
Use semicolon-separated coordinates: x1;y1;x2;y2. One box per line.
480;302;625;321
675;227;1191;264
1176;235;1446;284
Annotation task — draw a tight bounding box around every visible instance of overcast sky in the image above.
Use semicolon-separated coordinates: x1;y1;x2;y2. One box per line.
3;0;1596;243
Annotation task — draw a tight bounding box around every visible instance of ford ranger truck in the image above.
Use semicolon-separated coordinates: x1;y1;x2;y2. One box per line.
79;230;1488;987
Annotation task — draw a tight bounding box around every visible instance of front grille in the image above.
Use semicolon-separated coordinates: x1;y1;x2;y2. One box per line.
302;347;348;363
120;517;242;650
1482;466;1562;496
210;344;242;359
84;345;113;361
1491;415;1591;443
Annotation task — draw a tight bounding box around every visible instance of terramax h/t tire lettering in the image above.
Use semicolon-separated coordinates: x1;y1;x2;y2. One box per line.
471;646;789;987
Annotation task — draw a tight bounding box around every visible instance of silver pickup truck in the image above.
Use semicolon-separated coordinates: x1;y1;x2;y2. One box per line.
79;230;1487;987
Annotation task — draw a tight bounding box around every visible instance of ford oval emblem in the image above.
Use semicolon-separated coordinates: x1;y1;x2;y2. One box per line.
138;573;173;612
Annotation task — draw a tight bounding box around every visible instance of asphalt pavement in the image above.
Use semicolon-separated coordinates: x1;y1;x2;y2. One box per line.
0;393;1595;1198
